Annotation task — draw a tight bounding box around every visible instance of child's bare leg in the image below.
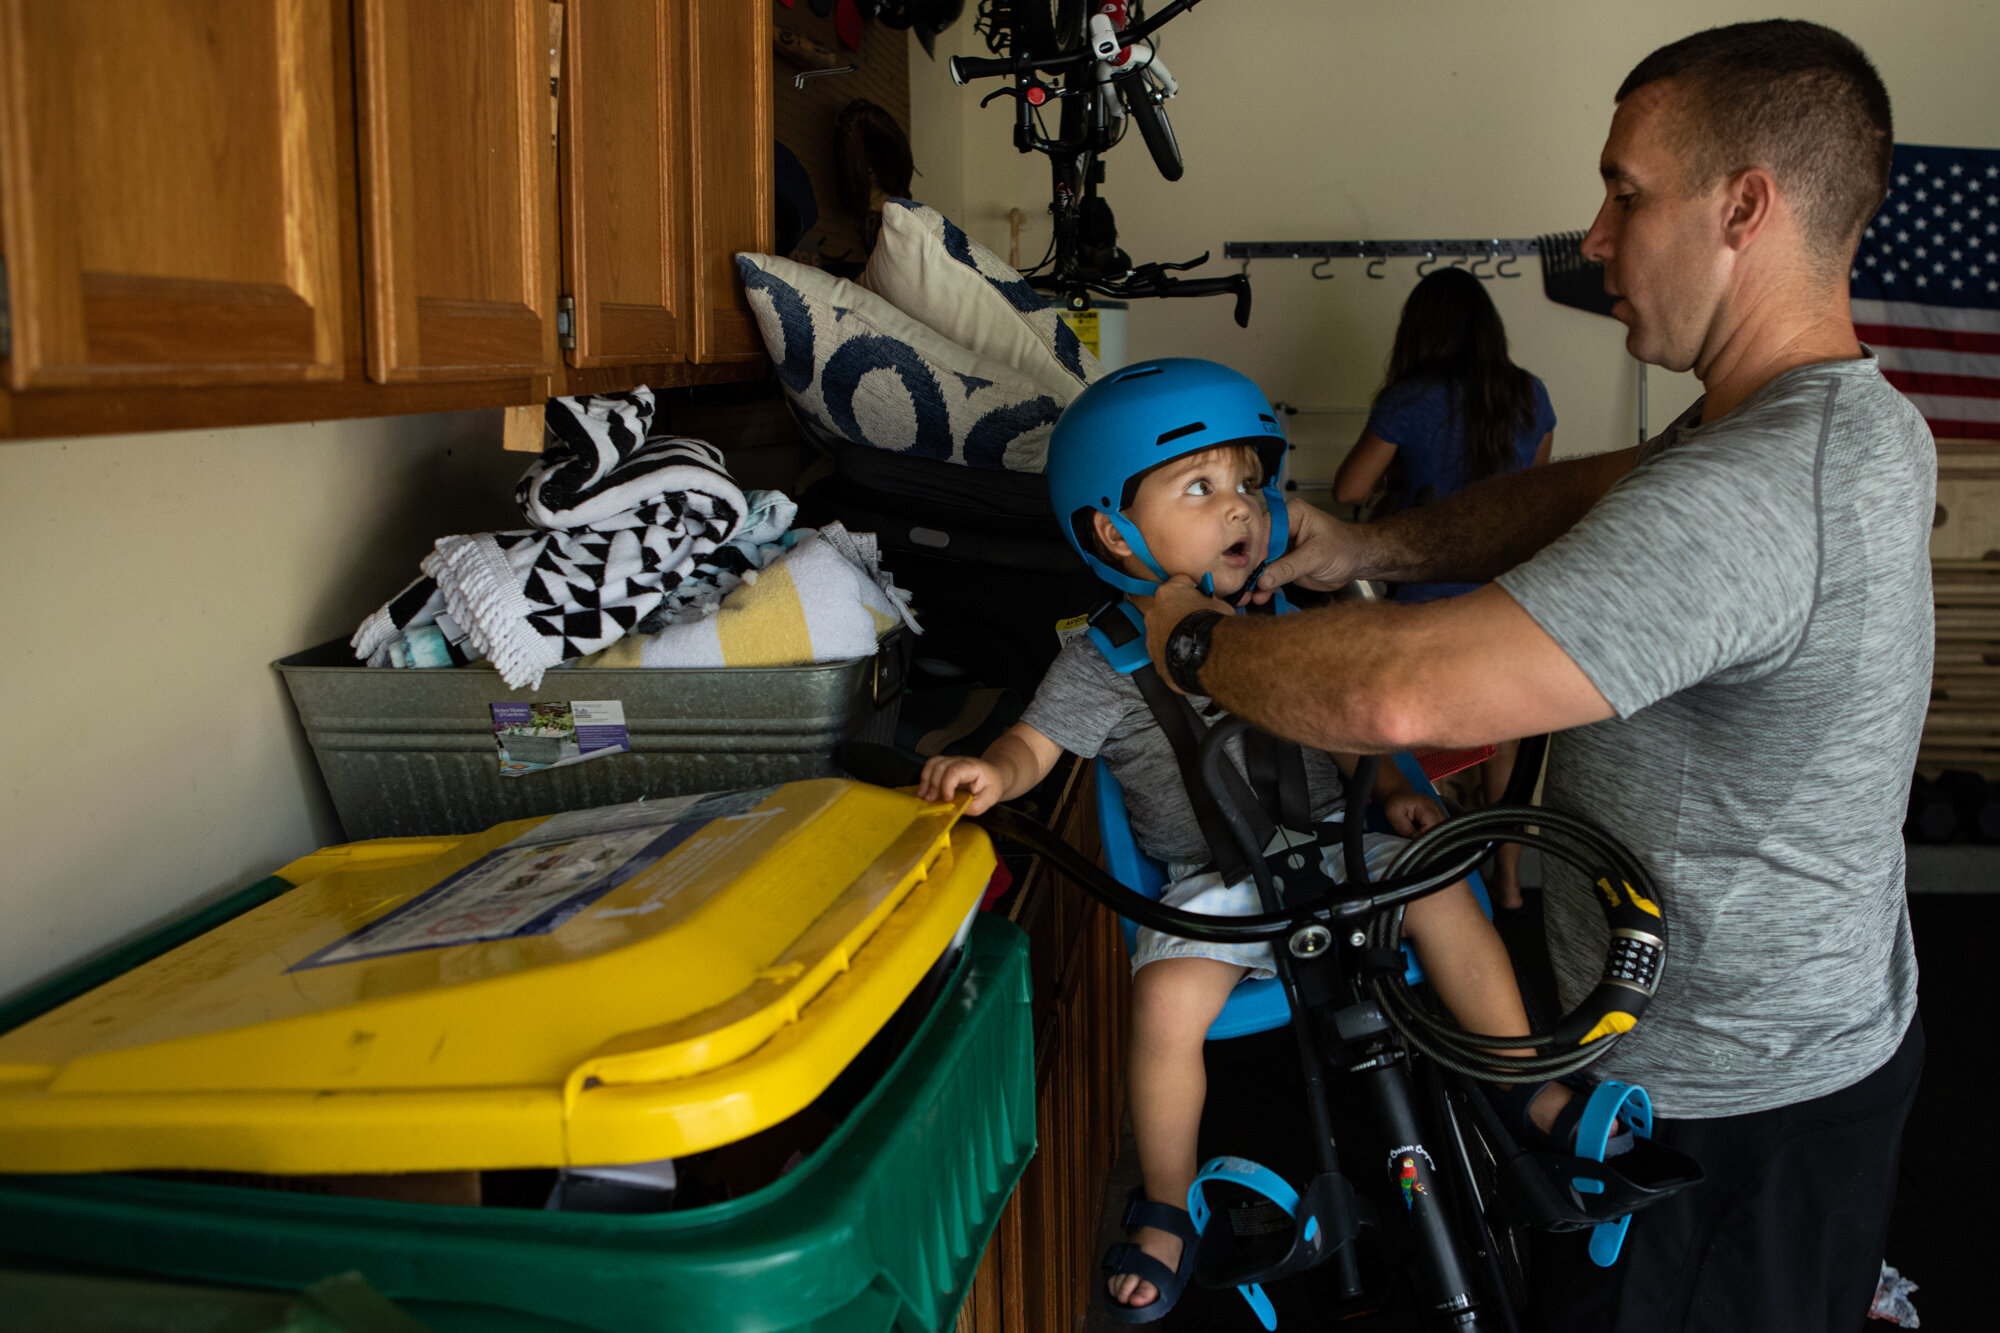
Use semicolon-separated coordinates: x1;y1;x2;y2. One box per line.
1112;956;1246;1310
1400;882;1583;1135
1482;741;1524;910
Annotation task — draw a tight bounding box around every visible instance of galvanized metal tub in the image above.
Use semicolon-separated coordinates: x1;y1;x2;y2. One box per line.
276;633;908;840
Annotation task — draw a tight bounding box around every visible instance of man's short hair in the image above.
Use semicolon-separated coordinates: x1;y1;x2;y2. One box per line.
1618;20;1892;264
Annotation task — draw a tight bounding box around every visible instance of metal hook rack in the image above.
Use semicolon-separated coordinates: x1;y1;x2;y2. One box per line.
1224;236;1543;276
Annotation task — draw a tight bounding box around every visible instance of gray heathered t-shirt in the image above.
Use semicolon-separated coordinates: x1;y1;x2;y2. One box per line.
1022;630;1349;866
1496;353;1932;1118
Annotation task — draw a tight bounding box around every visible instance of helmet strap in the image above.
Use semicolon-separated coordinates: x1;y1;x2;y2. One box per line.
1262;483;1290;564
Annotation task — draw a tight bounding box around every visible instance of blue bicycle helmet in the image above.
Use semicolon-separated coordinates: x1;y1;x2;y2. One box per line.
1047;357;1289;597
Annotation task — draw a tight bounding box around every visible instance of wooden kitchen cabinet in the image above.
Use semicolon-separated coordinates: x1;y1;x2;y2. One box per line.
0;0;774;440
353;0;559;383
686;0;772;365
559;0;693;369
0;0;347;389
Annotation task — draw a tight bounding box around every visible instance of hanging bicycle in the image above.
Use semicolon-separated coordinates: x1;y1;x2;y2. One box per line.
950;2;1254;325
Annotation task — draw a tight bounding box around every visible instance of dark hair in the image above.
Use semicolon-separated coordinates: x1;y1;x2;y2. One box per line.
1377;268;1538;485
1617;20;1892;264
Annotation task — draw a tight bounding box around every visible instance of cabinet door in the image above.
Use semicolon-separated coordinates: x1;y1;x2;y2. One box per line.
686;0;771;364
354;0;557;382
559;0;689;369
0;0;344;390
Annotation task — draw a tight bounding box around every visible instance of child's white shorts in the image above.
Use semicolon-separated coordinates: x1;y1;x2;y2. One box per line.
1133;828;1411;979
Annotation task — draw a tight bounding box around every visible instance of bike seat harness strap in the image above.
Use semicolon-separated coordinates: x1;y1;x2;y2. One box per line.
1086;599;1339;903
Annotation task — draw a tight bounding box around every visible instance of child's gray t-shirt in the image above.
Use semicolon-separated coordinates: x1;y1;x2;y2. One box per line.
1496;354;1933;1118
1022;631;1348;866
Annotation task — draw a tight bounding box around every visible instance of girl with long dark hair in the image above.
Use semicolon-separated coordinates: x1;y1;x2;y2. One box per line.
1333;266;1556;906
1334;266;1556;601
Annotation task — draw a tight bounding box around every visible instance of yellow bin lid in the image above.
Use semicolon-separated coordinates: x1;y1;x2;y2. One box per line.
0;780;994;1175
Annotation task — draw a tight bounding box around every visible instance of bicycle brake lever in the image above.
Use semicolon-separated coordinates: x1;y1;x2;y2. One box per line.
1152;250;1212;274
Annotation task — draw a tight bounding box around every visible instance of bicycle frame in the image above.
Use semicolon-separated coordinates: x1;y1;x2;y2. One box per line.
977;726;1523;1329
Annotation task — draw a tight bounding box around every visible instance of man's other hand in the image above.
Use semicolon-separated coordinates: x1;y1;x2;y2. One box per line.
1138;576;1237;695
1255;497;1369;599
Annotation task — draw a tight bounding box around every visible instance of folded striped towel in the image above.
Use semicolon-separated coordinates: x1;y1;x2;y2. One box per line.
352;388;750;690
578;522;918;669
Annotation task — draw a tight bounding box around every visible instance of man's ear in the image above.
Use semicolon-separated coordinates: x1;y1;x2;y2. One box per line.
1720;166;1779;253
1092;510;1134;557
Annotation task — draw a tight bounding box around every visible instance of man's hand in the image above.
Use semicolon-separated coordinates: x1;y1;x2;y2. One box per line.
1381;792;1446;838
1138;576;1237;695
1254;496;1372;599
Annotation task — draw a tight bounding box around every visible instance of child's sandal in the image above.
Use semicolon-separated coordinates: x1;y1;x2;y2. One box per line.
1100;1186;1202;1324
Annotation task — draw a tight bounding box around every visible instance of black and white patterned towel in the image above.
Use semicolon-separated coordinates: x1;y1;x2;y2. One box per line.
352;389;750;689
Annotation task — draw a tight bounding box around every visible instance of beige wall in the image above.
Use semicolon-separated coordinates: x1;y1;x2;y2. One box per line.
0;415;526;1001
913;1;2000;480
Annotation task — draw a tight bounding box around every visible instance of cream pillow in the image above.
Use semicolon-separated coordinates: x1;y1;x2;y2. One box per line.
858;200;1103;405
735;252;1065;473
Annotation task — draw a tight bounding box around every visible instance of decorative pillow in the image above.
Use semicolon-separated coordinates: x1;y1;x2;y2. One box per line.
858;199;1102;403
735;252;1064;473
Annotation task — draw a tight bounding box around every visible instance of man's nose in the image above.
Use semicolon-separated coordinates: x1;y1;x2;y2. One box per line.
1582;202;1615;266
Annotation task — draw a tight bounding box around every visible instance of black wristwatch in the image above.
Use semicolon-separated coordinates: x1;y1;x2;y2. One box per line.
1165;611;1225;695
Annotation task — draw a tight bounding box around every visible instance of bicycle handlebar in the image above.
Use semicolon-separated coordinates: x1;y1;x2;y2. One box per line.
1094;272;1252;327
950;0;1209;85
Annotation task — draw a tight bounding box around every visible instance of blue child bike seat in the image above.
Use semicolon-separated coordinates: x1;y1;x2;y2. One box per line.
1094;753;1491;1041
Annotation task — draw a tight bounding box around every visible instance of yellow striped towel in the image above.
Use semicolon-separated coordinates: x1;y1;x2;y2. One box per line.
577;523;917;668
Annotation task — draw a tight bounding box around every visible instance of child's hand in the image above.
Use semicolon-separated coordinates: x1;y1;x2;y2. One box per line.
918;755;1007;815
1382;793;1446;838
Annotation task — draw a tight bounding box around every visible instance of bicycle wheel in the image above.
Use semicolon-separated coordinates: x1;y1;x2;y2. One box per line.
1117;71;1183;181
1011;0;1087;55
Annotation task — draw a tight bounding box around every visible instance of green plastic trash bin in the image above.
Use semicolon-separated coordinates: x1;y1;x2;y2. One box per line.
0;785;1036;1333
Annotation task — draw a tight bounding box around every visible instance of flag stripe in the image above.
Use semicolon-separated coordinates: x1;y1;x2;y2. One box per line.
1872;344;2000;377
1928;418;2000;440
1883;369;2000;399
1852;299;2000;334
1902;392;2000;424
1857;323;2000;355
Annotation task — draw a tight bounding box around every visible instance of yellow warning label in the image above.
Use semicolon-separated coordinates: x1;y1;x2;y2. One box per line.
1057;310;1101;358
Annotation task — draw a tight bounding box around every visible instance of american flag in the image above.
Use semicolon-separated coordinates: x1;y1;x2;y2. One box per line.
1851;143;2000;442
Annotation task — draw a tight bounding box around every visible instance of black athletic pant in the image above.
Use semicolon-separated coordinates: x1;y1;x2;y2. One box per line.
1528;1014;1923;1333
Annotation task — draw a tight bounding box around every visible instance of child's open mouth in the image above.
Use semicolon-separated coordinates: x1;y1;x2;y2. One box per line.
1222;539;1249;562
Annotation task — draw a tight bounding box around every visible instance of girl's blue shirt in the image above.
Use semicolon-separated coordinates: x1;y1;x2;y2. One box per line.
1365;374;1556;602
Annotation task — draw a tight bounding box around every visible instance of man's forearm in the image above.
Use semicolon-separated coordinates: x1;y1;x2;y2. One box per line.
1354;447;1634;585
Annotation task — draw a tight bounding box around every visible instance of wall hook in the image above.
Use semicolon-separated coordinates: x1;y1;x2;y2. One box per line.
1366;257;1386;279
1496;253;1520;278
794;63;859;91
1310;257;1335;280
1415;251;1438;276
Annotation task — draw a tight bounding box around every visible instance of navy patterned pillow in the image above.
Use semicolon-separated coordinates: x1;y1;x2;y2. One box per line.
735;252;1064;473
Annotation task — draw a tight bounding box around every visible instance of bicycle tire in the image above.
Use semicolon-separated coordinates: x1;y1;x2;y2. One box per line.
1118;72;1184;181
1012;0;1087;55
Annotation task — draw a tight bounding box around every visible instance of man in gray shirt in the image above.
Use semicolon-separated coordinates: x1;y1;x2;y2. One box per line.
1140;20;1928;1332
